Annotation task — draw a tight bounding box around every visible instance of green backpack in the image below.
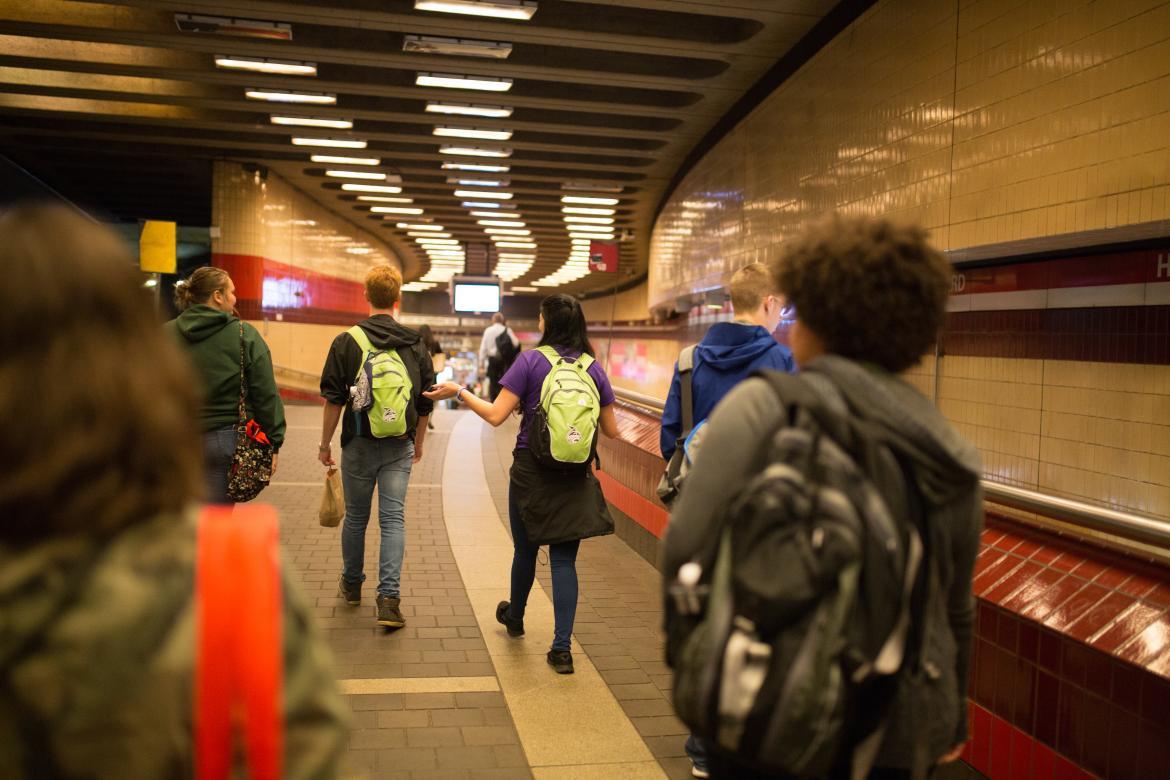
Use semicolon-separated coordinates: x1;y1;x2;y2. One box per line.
529;345;601;468
348;325;412;438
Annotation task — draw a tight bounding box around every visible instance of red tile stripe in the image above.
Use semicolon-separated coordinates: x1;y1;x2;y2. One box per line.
213;253;368;321
595;468;669;539
963;702;1099;780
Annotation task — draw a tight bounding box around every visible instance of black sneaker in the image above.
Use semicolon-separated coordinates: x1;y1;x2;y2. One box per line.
338;575;361;606
376;595;405;628
547;649;574;675
495;601;524;637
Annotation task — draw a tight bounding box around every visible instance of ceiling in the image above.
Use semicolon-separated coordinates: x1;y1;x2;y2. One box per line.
0;0;839;295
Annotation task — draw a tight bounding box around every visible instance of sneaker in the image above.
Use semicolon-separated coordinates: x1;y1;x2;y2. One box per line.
691;765;710;779
495;601;524;637
546;649;574;675
376;595;405;628
338;575;361;606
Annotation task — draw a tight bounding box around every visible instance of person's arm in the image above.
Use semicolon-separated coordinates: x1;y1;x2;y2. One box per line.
662;379;786;576
599;404;619;438
479;327;492;365
509;327;519;347
660;365;683;460
319;402;343;467
941;484;984;761
412;343;435;463
423;381;520;426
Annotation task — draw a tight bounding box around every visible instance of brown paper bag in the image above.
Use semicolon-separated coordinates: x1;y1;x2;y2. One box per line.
319;468;344;528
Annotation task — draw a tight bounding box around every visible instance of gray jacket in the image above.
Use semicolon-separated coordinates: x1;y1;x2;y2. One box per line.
663;355;983;768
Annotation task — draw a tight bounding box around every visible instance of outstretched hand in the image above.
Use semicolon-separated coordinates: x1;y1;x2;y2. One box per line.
423;381;463;401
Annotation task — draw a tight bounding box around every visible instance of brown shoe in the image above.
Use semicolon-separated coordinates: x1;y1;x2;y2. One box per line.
376;595;405;628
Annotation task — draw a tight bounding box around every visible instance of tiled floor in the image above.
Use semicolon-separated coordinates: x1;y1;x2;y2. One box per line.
269;406;692;779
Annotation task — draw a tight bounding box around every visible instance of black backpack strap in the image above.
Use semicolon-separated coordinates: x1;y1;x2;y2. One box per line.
677;345;696;437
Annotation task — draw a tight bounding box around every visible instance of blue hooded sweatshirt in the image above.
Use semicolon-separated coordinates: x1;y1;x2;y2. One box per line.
660;322;796;460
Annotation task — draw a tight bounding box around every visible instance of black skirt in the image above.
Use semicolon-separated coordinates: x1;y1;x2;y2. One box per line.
509;448;615;546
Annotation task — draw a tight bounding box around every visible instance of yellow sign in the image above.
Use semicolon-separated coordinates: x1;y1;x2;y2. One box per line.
139;220;177;274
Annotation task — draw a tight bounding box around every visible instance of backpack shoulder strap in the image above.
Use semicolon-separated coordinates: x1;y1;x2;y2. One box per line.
576;352;595;371
678;345;697;436
347;324;374;355
756;369;852;447
196;505;284;780
535;345;559;365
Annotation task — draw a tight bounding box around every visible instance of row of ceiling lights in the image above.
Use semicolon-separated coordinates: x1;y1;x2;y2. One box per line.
207;0;629;291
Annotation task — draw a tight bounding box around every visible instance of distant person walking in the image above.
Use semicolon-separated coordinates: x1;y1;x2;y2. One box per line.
479;312;520;401
167;266;286;504
319;265;435;629
419;324;444;430
658;262;795;779
427;294;619;675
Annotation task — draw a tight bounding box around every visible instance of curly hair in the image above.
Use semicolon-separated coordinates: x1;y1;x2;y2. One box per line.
0;204;203;546
770;215;951;373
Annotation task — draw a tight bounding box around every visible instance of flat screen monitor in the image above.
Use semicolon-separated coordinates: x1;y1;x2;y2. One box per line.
452;281;501;313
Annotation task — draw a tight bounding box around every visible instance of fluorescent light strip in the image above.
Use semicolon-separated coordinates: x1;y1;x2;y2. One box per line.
427;102;513;118
416;72;512;92
561;195;619;206
341;183;402;193
414;0;538;21
246;89;335;104
272;115;353;130
449;177;510;187
216;56;316;76
454;189;512;199
398;223;445;231
310;154;379;165
563;216;614;224
326;170;386;180
434;126;513;141
478;220;525;227
494;241;537;248
471;210;520;218
442;162;510;172
293;137;368;149
357;196;413;203
371;206;424;214
462;201;501;209
561;206;615;215
409;231;452;238
440;145;512;157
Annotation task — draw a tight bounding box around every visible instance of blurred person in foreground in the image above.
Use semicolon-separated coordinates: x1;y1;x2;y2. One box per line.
167;265;286;504
0;204;347;778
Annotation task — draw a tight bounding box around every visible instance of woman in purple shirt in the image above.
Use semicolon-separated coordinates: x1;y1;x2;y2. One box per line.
425;294;619;674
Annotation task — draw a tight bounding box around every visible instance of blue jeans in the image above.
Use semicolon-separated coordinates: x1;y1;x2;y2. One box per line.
340;436;414;598
202;425;237;505
685;733;709;772
507;482;580;651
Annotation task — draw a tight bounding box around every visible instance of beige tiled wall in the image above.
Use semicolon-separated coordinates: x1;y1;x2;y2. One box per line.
649;0;1170;306
212;160;400;281
938;355;1170;519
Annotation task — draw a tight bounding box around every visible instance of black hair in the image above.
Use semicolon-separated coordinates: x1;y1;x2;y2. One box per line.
417;323;439;352
537;294;594;356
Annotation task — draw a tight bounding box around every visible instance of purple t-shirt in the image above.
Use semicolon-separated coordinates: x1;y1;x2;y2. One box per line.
500;347;615;450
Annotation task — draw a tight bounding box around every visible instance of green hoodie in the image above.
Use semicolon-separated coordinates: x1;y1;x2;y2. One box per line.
166;305;286;450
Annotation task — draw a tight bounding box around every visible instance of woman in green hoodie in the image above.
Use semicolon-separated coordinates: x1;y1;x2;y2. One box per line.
168;267;286;503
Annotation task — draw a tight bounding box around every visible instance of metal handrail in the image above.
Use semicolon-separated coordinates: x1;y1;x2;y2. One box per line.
610;388;1170;552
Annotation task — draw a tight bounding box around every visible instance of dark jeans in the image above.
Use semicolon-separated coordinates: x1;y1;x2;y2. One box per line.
202;425;236;505
507;480;580;651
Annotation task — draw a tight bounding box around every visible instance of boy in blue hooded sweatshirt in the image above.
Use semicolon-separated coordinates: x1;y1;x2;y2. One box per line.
660;263;795;462
659;262;794;778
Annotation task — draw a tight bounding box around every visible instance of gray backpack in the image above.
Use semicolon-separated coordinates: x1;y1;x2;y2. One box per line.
667;369;927;779
657;345;707;507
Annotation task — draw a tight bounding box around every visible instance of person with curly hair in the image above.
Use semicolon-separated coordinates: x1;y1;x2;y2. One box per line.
663;215;982;779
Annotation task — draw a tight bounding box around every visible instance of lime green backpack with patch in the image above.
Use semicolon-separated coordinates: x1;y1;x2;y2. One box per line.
529;345;601;469
348;326;412;438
